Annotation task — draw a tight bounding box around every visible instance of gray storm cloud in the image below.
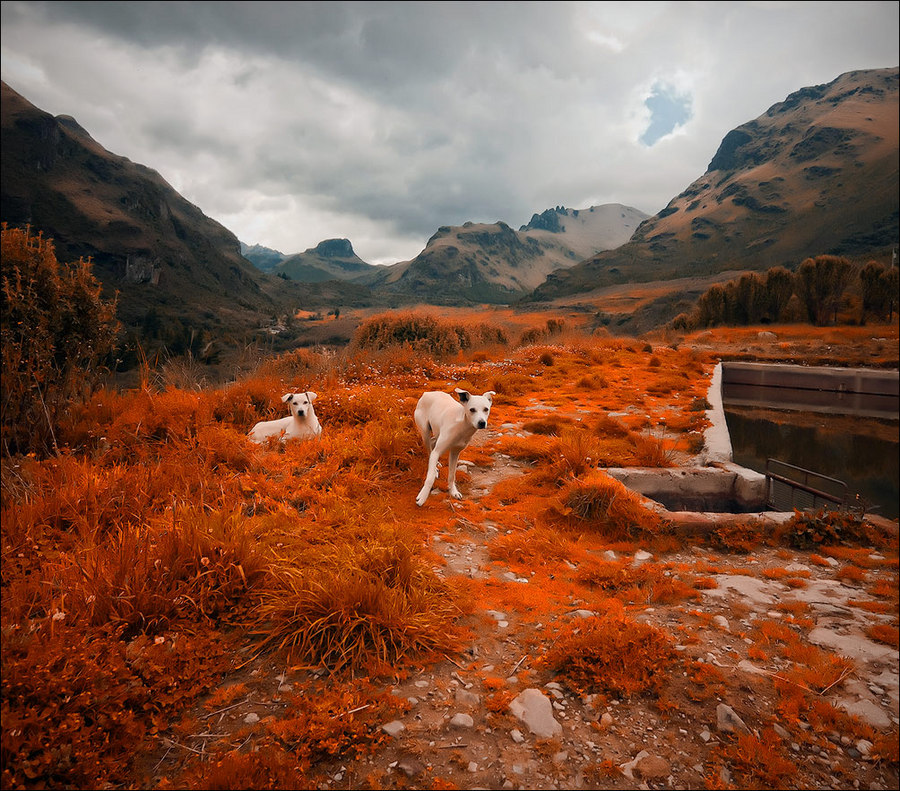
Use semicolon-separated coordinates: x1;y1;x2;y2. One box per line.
2;1;897;263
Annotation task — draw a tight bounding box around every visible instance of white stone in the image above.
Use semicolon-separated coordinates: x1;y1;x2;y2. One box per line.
449;712;474;729
509;688;562;739
838;699;892;729
382;720;406;737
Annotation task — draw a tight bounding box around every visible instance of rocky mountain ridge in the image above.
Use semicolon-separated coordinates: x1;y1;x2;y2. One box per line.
356;204;648;304
528;67;899;304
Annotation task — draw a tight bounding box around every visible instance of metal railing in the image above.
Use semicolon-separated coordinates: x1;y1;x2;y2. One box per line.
765;458;849;513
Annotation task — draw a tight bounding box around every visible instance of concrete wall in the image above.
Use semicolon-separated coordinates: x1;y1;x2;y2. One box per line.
721;362;899;419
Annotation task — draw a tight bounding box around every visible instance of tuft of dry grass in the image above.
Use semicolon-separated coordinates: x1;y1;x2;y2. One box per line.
554;472;669;540
252;525;466;674
540;612;677;698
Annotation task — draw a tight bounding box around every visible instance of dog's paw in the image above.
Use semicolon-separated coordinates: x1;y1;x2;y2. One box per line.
415;491;429;507
449;489;463;500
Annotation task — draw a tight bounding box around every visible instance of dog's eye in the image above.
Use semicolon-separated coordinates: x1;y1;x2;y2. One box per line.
470;408;476;413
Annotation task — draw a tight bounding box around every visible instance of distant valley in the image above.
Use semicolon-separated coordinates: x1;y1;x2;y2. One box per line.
2;66;897;357
244;204;648;305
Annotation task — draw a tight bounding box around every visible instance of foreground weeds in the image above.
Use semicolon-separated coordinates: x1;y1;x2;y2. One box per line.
2;311;897;789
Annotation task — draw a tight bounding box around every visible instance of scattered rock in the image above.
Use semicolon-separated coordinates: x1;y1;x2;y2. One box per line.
382;720;406;738
633;550;653;566
773;723;791;741
243;712;259;725
509;688;562;739
397;756;425;778
636;754;671;780
737;659;766;675
712;615;730;631
716;704;750;734
838;698;892;729
449;712;474;729
620;750;650;780
455;689;480;706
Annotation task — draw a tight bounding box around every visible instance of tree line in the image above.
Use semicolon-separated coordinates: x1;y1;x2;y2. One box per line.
670;255;899;330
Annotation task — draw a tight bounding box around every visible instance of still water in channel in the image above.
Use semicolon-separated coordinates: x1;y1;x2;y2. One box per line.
724;407;900;520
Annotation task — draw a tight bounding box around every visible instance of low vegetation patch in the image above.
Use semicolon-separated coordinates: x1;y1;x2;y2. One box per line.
540;613;677;699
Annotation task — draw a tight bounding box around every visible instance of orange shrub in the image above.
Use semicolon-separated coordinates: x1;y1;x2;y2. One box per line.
866;623;900;648
719;729;798;789
252;524;466;673
2;624;233;790
540;613;676;698
351;311;508;357
1;226;119;456
555;472;667;540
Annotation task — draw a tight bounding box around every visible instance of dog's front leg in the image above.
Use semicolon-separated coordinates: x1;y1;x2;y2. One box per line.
446;447;463;500
416;446;442;506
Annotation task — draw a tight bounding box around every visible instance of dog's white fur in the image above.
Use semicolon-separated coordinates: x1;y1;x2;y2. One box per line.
249;392;321;444
414;387;495;506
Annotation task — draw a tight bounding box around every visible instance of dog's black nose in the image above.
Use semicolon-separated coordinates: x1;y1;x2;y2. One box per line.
477;420;486;429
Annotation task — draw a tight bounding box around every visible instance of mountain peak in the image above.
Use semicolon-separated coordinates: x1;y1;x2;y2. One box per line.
314;238;355;258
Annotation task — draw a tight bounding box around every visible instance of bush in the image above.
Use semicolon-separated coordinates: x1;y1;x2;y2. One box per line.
777;508;884;549
1;226;119;456
541;613;676;698
351;311;507;357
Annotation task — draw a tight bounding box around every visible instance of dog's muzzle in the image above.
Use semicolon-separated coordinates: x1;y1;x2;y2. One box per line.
477;420;486;429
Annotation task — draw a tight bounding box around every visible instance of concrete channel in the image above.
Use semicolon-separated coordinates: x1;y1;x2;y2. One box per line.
605;362;899;535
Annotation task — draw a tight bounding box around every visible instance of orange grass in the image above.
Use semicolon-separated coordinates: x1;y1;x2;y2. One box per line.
251;524;468;674
6;313;893;789
717;728;798;789
554;472;670;540
540;613;677;698
866;623;900;647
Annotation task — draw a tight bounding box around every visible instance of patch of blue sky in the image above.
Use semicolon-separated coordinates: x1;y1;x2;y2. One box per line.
640;84;693;146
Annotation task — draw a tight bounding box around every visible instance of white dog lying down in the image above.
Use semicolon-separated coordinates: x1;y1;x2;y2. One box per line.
414;387;495;506
249;392;321;444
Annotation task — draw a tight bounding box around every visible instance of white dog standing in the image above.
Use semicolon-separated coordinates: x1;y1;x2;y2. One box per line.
414;387;495;506
249;392;321;444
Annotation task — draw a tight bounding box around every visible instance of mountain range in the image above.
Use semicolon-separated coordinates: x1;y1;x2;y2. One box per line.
0;80;317;348
242;203;647;305
2;66;898;350
528;67;899;303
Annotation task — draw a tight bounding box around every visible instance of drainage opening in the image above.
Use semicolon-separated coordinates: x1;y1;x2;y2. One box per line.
647;494;766;514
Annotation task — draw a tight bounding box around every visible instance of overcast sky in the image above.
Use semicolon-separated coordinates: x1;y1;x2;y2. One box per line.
2;1;897;265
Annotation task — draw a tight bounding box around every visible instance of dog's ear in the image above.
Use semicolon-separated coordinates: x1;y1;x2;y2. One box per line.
306;391;317;402
282;393;294;403
484;391;496;402
454;388;471;403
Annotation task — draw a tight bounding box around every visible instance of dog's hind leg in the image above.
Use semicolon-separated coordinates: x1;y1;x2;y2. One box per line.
419;421;437;454
416;443;442;506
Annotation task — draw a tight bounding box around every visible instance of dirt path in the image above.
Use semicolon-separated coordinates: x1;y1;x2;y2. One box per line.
345;417;899;790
